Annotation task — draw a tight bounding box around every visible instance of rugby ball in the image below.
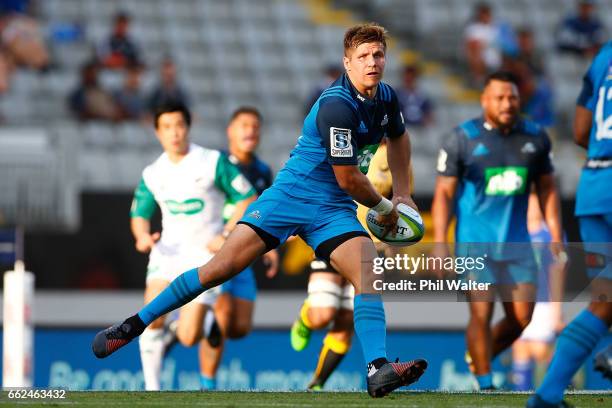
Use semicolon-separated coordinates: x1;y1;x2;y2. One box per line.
366;203;424;245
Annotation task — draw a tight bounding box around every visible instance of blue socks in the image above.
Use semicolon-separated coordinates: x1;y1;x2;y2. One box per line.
138;268;203;325
476;373;493;389
353;294;387;364
512;360;533;391
537;309;608;404
200;374;216;390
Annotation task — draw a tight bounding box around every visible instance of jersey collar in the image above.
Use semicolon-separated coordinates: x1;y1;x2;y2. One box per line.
480;117;523;135
343;73;380;107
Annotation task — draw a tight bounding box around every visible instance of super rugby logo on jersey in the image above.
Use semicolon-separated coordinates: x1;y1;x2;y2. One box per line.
485;167;528;196
165;199;205;215
330;127;353;158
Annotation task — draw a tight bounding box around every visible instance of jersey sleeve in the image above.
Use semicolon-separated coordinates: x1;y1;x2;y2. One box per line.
130;178;157;219
534;131;554;176
436;129;464;177
316;98;360;165
386;87;406;139
577;63;596;111
214;154;256;202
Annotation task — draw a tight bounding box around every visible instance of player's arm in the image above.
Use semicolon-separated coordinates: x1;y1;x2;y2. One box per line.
332;165;386;207
130;178;159;253
574;63;596;149
432;130;463;243
387;130;416;209
535;173;563;244
432;176;458;243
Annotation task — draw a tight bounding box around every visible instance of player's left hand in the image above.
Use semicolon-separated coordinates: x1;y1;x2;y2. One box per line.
207;234;226;254
392;195;418;211
262;249;279;278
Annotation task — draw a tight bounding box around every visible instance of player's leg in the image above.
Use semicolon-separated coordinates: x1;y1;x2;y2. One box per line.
308;282;354;390
529;214;612;407
92;224;267;358
139;279;169;391
198;271;256;390
291;266;343;352
465;296;495;389
512;339;534;391
326;235;427;397
491;294;535;356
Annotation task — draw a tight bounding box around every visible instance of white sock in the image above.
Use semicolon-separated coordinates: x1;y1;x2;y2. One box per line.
139;328;164;391
203;309;215;338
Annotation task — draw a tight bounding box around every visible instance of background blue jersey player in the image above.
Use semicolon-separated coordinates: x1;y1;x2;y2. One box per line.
92;23;427;398
432;71;564;390
199;106;277;390
528;42;612;408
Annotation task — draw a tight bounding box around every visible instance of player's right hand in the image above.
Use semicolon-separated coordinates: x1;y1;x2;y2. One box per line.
135;232;160;253
377;207;399;239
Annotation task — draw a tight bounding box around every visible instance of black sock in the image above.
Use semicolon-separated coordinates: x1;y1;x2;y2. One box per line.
309;349;347;389
369;357;388;370
124;314;146;339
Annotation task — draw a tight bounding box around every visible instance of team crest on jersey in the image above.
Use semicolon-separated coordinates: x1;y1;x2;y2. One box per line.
330;127;353;158
521;142;536;154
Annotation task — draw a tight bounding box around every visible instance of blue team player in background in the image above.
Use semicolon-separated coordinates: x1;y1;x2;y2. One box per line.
432;71;564;390
92;23;428;398
528;42;612;408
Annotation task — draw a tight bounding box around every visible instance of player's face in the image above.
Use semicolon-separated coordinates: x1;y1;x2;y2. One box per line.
155;111;189;155
481;80;520;128
344;42;386;94
228;113;261;154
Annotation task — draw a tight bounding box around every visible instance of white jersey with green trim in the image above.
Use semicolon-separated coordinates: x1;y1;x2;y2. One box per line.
134;143;253;251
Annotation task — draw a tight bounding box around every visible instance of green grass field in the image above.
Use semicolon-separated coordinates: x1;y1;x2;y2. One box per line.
1;391;611;408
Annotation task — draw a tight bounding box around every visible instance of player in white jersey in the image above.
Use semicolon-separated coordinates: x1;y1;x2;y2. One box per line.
131;102;257;390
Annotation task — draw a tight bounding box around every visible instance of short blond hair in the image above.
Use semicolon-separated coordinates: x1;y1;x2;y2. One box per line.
343;23;388;56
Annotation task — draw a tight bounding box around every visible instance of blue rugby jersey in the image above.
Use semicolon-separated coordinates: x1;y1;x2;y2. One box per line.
437;117;553;243
575;41;612;217
273;73;405;207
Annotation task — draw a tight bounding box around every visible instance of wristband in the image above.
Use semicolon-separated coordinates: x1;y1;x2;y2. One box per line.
372;197;394;215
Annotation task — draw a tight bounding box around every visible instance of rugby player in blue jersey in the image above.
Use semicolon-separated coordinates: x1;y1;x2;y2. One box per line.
527;41;612;408
92;23;427;397
432;71;564;390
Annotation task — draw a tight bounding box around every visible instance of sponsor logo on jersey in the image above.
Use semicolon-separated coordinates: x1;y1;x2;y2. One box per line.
472;143;490;156
165;199;205;215
521;142;536;154
357;144;379;173
248;210;261;219
231;174;252;195
484;167;527;196
380;114;388;126
437;149;448;172
330;127;353;158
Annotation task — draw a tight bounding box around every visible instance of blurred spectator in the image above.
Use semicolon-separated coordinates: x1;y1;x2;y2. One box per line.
556;0;606;57
147;57;190;112
98;12;141;69
68;61;120;121
304;64;342;114
114;64;146;120
396;65;434;127
506;61;554;128
0;0;49;92
464;2;517;86
515;27;545;77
